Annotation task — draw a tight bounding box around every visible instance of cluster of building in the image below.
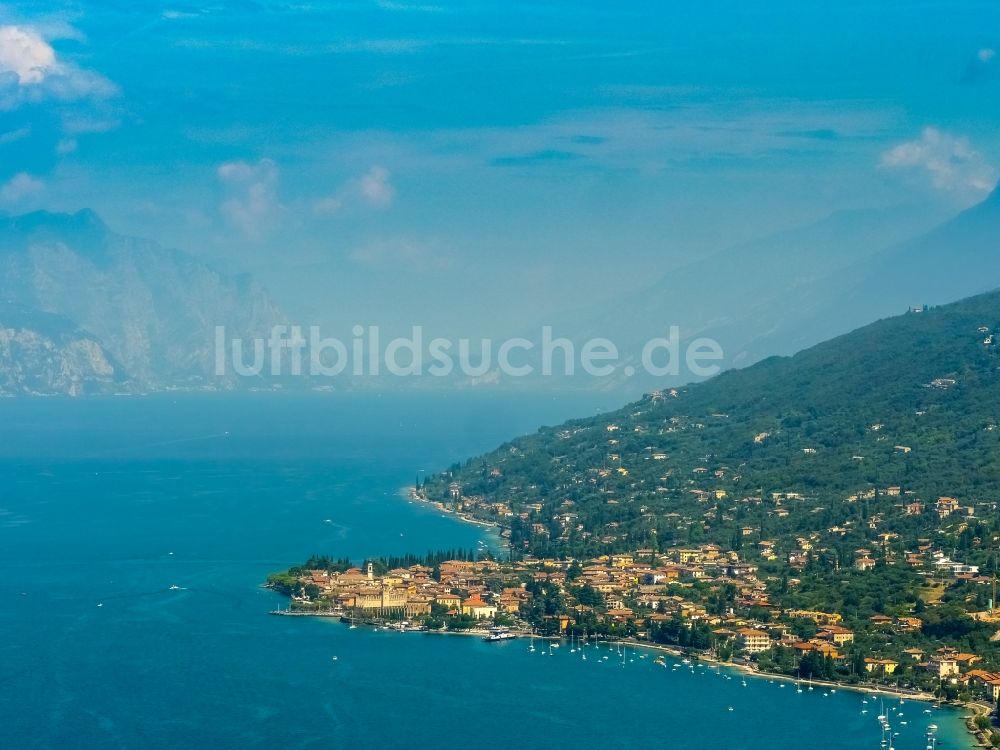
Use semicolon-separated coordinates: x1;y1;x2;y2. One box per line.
434;471;994;569
298;560;523;620
285;534;997;692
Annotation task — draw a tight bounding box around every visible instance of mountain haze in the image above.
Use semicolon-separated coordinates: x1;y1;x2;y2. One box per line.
548;192;998;393
0;210;284;395
554;204;943;382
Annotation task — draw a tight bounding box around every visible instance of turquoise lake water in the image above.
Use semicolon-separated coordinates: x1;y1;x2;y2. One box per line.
0;393;970;749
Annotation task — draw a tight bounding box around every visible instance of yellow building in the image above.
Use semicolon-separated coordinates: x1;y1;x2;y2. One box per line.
864;658;899;676
353;586;408;614
819;625;855;646
736;628;771;654
461;597;497;619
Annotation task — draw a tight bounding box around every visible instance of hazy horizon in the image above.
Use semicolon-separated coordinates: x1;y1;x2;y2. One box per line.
2;1;998;342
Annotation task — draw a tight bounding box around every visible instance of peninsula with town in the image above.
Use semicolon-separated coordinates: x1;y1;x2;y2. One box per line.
269;290;1000;748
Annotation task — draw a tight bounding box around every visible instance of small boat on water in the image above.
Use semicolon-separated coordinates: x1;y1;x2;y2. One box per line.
484;627;517;642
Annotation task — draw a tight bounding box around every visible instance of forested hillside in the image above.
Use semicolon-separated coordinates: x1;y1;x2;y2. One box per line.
422;290;1000;561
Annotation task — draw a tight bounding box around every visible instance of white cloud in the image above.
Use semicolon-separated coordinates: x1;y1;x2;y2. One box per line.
374;0;445;12
0;125;30;144
880;127;997;194
162;9;203;20
979;48;996;64
349;237;453;272
217;158;283;239
313;165;396;214
0;25;55;84
0;25;117;110
358;166;395;207
0;172;44;204
312;195;343;215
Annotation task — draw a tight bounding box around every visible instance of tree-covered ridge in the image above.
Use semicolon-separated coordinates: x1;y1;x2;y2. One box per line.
421;290;1000;560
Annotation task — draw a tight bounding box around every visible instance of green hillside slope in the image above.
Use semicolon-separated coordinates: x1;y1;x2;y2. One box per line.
422;290;1000;560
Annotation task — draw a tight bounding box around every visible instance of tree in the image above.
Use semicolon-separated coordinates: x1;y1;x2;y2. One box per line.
567;560;583;582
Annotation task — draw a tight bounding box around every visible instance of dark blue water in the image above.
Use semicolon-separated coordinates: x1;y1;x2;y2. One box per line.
0;394;968;749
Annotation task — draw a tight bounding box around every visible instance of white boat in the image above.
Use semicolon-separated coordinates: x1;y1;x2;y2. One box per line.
484;628;517;642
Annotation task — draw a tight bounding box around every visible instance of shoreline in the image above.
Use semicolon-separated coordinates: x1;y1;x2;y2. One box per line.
271;606;960;706
402;486;511;549
273;607;983;747
607;637;941;703
298;488;986;748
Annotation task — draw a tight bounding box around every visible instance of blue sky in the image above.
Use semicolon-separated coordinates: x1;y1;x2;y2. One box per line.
0;0;998;335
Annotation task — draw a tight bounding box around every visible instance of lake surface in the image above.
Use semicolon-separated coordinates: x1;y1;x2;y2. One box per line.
0;393;969;749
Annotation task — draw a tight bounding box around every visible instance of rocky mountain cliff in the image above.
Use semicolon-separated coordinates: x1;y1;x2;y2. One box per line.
0;210;285;395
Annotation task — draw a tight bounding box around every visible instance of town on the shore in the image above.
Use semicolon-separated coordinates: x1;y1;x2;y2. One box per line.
265;304;1000;749
268;537;1000;713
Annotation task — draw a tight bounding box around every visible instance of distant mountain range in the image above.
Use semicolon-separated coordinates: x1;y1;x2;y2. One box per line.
734;183;1000;366
0;210;284;395
1;186;997;397
555;187;1000;392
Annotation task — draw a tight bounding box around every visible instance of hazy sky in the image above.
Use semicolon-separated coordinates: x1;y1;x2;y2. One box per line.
1;0;998;336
